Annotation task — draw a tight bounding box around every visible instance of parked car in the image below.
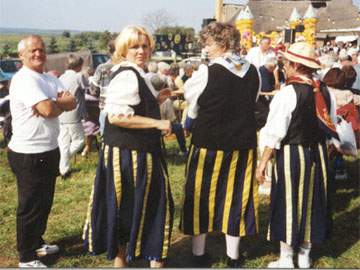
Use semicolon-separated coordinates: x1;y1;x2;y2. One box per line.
0;59;22;79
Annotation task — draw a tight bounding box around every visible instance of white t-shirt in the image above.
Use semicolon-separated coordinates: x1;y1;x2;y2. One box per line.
245;47;275;69
8;66;64;153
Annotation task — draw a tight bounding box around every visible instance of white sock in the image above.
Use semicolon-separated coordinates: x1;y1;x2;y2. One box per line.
299;243;312;257
192;234;206;256
280;241;294;260
225;234;240;260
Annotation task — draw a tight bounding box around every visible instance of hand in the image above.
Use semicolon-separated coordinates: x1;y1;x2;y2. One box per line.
57;91;76;111
184;129;190;138
157;120;172;136
157;88;172;104
255;162;267;185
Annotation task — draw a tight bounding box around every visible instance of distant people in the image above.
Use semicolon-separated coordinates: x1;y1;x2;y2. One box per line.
90;40;115;136
82;68;99;156
257;42;337;268
7;35;76;268
255;55;278;130
246;37;275;68
58;54;87;178
181;21;260;267
83;25;174;268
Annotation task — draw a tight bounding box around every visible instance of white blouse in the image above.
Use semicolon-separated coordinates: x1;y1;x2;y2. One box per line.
103;61;158;116
259;84;337;150
184;54;259;119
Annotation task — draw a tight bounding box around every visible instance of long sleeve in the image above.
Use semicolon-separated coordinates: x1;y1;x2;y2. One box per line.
184;64;208;119
259;85;297;149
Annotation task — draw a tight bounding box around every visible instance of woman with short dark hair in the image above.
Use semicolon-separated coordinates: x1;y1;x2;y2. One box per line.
181;21;260;267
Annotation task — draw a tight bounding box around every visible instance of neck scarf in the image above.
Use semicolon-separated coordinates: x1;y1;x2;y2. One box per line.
286;75;339;140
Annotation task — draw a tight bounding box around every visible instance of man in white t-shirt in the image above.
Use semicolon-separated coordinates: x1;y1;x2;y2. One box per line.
246;37;276;69
7;35;76;268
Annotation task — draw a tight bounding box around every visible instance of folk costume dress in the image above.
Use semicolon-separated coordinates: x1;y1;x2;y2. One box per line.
181;54;261;237
260;76;337;248
83;62;174;261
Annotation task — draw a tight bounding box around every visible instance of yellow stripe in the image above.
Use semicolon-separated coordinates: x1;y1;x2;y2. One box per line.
304;164;315;243
193;148;207;235
135;153;153;257
112;147;122;208
186;144;195;176
132;151;138;186
208;151;224;231
161;162;171;258
222;151;239;233
284;145;293;245
252;152;259;232
104;145;109;168
298;145;305;227
82;184;95;252
318;143;328;203
239;149;254;236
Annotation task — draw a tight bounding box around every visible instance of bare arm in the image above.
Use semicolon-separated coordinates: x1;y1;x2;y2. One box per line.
33;91;76;118
108;114;172;135
256;146;274;184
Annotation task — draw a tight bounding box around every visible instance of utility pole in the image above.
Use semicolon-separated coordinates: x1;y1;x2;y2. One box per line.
215;0;223;22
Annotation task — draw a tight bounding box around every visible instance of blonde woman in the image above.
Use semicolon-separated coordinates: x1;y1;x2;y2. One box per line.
83;25;174;268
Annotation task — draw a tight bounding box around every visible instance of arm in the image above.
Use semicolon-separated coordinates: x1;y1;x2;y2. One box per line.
108;114;171;135
33;91;76;118
256;146;274;184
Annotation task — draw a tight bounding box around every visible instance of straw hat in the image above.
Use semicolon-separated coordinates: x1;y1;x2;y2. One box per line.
280;42;321;69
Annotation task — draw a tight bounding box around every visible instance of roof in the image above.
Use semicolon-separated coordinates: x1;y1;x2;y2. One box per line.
223;0;360;33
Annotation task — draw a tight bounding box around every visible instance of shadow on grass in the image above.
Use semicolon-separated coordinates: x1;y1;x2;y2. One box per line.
312;157;360;263
41;234;86;266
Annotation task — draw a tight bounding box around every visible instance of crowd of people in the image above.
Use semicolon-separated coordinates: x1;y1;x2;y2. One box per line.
1;20;359;268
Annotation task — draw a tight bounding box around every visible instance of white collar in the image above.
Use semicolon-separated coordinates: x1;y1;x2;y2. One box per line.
111;61;146;78
210;53;250;78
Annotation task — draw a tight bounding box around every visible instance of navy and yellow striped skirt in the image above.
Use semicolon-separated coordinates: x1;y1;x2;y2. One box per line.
82;144;174;261
180;145;259;237
268;143;332;248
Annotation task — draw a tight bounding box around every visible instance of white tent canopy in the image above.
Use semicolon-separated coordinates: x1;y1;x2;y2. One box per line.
335;35;359;43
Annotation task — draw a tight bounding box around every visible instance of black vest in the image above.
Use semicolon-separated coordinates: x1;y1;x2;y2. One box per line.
281;82;331;146
103;66;161;152
191;63;259;151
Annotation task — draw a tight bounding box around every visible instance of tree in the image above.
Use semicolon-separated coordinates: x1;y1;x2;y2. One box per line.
48;37;59;54
86;39;96;52
99;30;112;51
141;9;176;33
62;31;71;38
66;38;77;52
2;43;11;57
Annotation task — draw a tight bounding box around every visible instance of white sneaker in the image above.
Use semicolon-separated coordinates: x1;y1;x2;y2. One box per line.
36;244;59;257
19;260;47;268
298;253;312;268
267;258;294;268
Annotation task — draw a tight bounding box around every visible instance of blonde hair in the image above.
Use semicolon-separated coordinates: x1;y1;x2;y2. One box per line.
112;25;155;64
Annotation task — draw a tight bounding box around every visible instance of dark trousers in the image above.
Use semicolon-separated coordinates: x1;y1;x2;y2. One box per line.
7;148;60;262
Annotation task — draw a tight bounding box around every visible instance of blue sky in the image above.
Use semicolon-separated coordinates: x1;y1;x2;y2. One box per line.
0;0;358;32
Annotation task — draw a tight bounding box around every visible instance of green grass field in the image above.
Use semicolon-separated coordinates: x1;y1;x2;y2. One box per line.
0;137;359;268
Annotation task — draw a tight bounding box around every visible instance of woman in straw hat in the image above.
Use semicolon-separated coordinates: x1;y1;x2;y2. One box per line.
82;25;174;268
256;42;338;268
181;21;260;267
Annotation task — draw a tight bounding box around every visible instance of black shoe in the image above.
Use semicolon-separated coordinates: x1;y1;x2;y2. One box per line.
192;253;212;268
61;171;71;180
226;255;244;268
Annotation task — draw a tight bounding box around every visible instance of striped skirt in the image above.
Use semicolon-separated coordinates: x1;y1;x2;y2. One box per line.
268;143;332;248
180;145;259;237
83;144;174;261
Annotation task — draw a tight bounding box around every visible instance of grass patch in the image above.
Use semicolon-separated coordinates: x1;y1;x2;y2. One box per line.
0;137;359;268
